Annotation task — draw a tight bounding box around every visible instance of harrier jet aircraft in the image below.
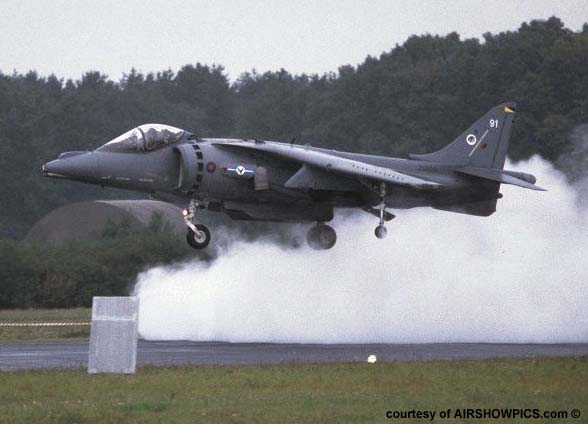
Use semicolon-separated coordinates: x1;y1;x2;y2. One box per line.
43;102;544;250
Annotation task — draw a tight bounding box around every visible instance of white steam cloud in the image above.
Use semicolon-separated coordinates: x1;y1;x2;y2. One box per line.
133;156;588;343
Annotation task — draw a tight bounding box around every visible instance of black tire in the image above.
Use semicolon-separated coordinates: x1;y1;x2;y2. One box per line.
186;224;211;249
306;224;337;250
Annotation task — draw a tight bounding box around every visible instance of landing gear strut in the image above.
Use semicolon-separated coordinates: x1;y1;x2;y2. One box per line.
375;182;388;239
306;223;337;250
183;200;211;249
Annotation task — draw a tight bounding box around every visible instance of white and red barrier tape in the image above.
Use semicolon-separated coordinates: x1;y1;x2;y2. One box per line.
0;322;91;327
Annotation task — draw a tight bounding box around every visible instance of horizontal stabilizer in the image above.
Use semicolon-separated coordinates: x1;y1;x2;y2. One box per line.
455;167;546;191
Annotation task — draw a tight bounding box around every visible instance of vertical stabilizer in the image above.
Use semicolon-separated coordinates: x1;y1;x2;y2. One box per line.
409;102;516;169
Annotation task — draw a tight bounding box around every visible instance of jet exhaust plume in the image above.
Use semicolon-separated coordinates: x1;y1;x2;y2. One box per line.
133;156;588;343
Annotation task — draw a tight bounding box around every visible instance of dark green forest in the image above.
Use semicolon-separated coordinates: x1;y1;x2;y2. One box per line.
1;17;587;307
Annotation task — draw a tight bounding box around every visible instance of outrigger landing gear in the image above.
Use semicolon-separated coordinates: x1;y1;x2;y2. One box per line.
375;182;388;239
306;223;337;250
183;200;211;249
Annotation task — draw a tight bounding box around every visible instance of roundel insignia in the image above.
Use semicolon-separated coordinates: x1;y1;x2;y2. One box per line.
235;165;246;176
206;162;216;173
466;134;477;146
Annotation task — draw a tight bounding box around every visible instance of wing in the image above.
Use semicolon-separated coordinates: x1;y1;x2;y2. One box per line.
213;141;441;189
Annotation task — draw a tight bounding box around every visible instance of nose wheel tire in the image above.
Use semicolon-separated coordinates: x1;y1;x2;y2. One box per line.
375;225;387;239
186;224;211;249
307;224;337;250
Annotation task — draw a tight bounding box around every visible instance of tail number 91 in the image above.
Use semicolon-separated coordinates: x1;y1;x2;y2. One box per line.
489;119;499;128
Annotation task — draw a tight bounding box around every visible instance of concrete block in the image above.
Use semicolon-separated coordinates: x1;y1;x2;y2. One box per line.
88;296;139;374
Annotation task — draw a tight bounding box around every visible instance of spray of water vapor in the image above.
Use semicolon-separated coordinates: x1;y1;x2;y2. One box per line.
133;156;588;343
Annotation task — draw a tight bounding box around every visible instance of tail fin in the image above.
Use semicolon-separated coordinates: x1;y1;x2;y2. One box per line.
409;102;516;169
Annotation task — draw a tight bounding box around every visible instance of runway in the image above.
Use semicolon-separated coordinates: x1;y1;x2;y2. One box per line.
1;340;588;370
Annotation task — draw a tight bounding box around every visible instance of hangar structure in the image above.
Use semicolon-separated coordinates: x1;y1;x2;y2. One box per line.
26;200;185;243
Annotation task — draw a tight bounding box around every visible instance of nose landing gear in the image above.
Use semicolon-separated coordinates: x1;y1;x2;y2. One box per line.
306;223;337;250
183;200;211;249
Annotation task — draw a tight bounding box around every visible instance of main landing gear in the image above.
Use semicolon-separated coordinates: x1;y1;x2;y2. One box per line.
306;182;393;249
306;223;337;250
183;200;211;249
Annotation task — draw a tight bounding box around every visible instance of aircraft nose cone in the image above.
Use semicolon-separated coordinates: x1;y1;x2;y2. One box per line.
42;152;95;181
43;158;73;178
42;159;59;175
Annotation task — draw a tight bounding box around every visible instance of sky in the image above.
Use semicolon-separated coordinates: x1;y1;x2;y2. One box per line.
1;0;586;82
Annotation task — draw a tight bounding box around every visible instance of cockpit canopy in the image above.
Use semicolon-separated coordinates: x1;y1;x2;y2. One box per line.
97;124;185;153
